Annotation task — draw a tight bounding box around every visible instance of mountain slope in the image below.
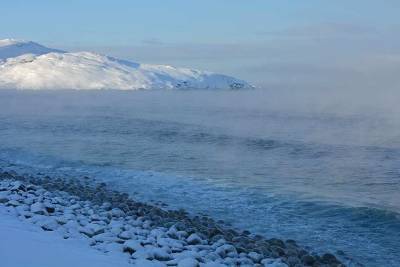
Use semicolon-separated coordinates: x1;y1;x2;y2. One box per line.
0;39;252;90
0;39;63;60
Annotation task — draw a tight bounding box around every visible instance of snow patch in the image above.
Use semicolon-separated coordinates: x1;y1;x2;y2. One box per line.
0;207;132;267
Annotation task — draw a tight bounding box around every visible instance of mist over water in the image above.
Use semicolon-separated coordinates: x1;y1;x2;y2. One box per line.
0;89;399;266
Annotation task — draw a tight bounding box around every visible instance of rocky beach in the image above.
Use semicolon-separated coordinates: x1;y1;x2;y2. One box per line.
0;169;348;267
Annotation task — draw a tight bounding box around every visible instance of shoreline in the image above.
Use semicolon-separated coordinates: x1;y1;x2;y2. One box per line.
0;170;348;267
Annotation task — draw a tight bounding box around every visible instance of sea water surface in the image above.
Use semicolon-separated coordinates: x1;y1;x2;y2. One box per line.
0;89;399;266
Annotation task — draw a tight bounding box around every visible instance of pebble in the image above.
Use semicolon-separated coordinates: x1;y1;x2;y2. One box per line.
187;233;203;245
30;202;46;215
177;257;199;267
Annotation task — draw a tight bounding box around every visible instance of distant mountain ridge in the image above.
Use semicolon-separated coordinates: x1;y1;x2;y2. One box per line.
0;39;252;90
0;39;64;60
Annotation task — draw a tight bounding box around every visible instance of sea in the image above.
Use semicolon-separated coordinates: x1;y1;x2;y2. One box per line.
0;89;399;266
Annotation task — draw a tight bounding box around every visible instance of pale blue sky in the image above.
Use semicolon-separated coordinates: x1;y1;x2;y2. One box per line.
1;1;399;87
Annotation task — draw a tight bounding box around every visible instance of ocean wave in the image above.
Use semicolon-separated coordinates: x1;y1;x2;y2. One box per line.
0;148;399;266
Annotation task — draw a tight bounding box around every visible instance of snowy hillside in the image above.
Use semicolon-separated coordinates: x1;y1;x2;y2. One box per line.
0;38;63;60
0;39;252;90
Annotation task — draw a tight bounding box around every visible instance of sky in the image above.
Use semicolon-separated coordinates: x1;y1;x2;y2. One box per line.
1;0;400;88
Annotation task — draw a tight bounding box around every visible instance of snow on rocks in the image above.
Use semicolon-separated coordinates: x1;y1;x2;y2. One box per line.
0;172;345;267
178;257;200;267
0;192;8;203
40;217;59;231
123;240;144;254
31;201;47;215
79;223;105;237
215;244;238;258
248;252;263;263
187;233;204;245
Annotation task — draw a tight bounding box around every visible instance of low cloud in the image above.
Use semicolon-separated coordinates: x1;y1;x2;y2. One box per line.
259;22;379;39
60;22;400;90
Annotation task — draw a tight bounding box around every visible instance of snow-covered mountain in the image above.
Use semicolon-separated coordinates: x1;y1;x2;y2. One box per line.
0;39;252;90
0;39;63;60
